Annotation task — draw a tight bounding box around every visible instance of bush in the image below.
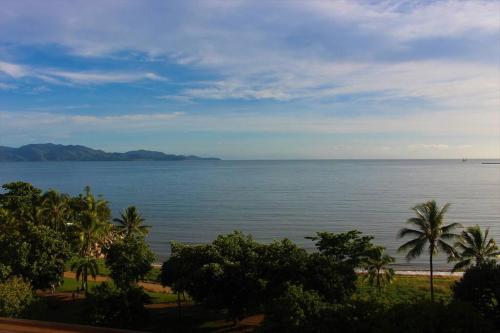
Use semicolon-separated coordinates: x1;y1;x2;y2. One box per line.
84;282;150;329
264;292;495;333
373;300;496;333
0;276;34;317
453;262;500;327
105;236;155;290
0;224;71;289
262;284;328;333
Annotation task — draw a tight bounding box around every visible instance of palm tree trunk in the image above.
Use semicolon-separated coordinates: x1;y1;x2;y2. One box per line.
177;292;182;319
430;251;434;302
376;269;381;292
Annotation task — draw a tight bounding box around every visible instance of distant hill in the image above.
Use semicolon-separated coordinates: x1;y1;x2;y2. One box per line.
0;144;220;161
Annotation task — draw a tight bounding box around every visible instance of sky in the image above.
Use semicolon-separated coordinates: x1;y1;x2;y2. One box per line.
0;0;499;159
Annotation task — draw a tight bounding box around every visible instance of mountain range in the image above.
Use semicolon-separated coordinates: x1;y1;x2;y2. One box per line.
0;144;220;162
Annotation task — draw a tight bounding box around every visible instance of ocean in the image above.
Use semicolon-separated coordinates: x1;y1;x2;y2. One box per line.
1;159;499;270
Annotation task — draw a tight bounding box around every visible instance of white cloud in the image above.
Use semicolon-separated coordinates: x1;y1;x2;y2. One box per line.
160;59;498;113
0;60;166;85
47;70;166;84
1;108;496;136
0;61;27;78
407;144;449;150
0;1;497;106
0;111;183;131
0;0;498;158
303;0;500;41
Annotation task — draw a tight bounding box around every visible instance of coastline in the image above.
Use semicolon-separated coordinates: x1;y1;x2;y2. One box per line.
391;270;462;277
151;263;463;278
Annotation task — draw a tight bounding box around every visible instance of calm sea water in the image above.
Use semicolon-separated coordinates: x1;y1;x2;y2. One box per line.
1;160;499;270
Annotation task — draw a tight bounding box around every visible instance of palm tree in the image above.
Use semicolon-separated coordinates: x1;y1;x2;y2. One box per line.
40;190;70;231
71;256;99;294
113;206;150;237
364;247;395;292
398;200;461;302
451;225;499;272
75;188;111;257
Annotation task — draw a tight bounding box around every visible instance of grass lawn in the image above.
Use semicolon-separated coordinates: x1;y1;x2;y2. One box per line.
146;290;179;304
56;277;100;293
57;277;177;304
355;274;458;304
65;257;161;283
37;274;459;332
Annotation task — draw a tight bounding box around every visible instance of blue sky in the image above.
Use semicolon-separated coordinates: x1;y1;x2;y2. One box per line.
0;0;499;159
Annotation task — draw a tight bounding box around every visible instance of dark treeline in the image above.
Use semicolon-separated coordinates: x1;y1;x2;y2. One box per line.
160;230;499;332
0;181;154;328
1;181;499;332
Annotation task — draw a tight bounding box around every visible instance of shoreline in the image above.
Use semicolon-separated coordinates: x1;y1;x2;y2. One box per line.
391;270;462;277
151;263;463;278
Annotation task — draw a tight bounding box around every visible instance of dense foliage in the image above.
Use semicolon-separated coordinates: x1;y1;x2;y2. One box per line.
0;276;34;318
84;282;150;328
263;288;496;333
0;181;156;329
453;261;500;327
161;230;378;321
0;223;71;289
105;235;155;290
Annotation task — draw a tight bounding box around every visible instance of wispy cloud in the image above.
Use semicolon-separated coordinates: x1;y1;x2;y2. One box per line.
302;0;499;41
0;61;27;78
0;0;498;158
0;111;183;131
159;60;498;112
1;110;495;158
0;61;166;85
1;109;496;136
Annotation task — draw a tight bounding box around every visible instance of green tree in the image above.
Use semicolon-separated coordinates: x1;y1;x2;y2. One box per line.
161;241;219;317
451;225;499;272
307;230;375;266
305;230;376;303
0;224;71;289
71;256;99;294
162;232;263;321
262;284;328;333
210;232;264;320
398;200;461;302
0;182;42;223
0;276;34;318
84;282;150;329
305;252;358;304
74;187;113;257
40;189;70;231
453;261;500;327
256;239;309;301
105;236;155;290
113;206;150;237
363;247;395;292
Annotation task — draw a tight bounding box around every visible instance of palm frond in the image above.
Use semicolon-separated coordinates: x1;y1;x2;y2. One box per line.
398;228;425;238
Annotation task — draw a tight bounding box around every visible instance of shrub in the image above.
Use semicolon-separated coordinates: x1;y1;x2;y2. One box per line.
262;284;328;333
105;236;155;290
84;282;150;329
0;276;34;317
453;261;500;327
373;300;496;333
0;224;71;289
